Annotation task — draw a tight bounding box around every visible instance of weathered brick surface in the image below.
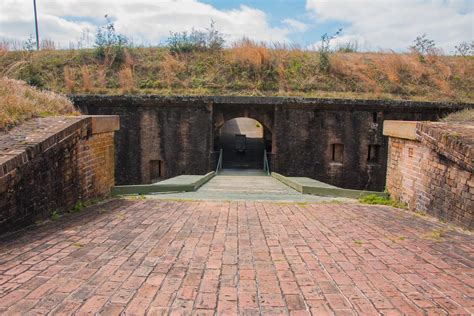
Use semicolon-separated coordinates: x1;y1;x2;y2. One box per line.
386;122;473;229
0;116;117;232
0;199;472;315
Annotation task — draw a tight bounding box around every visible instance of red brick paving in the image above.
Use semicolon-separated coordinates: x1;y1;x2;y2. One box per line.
0;199;473;315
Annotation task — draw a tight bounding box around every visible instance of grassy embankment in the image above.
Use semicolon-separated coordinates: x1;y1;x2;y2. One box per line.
1;41;473;102
0;77;78;132
442;108;474;122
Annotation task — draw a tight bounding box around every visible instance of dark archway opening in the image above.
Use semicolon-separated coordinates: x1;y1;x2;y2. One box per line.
215;118;272;170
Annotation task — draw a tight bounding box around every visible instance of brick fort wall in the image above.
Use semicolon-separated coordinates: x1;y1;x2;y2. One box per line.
72;95;472;191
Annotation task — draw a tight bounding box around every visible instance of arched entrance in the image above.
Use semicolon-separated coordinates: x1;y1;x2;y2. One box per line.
215;117;272;170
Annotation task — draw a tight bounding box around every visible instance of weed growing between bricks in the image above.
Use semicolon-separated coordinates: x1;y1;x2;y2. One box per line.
359;194;407;209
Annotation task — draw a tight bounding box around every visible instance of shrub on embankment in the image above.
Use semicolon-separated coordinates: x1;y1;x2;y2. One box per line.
0;77;79;132
1;43;473;102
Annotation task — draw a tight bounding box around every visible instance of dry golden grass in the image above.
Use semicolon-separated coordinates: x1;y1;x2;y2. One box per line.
374;52;404;84
0;42;8;54
0;77;79;131
63;66;75;93
161;53;185;87
277;62;287;91
0;45;472;102
441;109;474;122
97;66;107;89
80;65;92;92
40;39;56;51
124;48;134;67
118;66;135;94
228;38;271;71
330;53;380;93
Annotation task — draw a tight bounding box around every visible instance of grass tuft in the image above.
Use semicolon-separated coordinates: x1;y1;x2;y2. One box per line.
359;194;407;208
71;201;85;213
51;210;60;221
426;228;448;241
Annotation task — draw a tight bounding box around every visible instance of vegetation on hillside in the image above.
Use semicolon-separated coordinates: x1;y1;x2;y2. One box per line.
0;21;473;102
0;77;78;132
442;109;474;122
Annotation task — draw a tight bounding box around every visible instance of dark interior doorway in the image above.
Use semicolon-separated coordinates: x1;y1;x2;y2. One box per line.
217;118;271;169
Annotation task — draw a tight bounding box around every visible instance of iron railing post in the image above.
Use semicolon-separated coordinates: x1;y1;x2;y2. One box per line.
215;148;223;174
263;149;270;175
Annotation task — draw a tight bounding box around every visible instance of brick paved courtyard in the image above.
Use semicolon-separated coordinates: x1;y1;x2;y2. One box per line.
0;199;472;315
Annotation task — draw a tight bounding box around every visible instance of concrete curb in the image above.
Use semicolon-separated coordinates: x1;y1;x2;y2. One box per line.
111;172;215;196
272;172;388;199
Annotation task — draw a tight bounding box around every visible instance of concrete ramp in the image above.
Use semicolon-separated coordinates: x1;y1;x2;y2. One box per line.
272;172;387;199
112;169;377;202
111;172;215;195
145;169;349;203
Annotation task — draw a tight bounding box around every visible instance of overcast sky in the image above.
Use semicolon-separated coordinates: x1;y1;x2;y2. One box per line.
0;0;472;53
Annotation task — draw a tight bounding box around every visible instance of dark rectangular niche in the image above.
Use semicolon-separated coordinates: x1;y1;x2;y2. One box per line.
331;144;344;163
367;145;381;163
150;160;163;181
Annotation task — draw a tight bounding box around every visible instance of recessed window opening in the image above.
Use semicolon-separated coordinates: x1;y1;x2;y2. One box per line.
372;112;378;123
150;160;163;180
331;144;344;163
368;145;380;163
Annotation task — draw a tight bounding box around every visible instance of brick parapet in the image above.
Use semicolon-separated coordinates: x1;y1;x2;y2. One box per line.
384;120;473;229
415;122;473;172
0;115;119;232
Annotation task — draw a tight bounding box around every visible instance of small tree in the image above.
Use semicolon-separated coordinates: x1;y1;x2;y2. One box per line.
454;41;474;57
94;15;130;65
410;34;436;62
318;28;342;73
167;20;225;54
205;20;225;51
23;35;36;52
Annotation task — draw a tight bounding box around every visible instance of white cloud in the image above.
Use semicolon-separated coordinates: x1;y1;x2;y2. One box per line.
306;0;474;52
283;19;309;32
0;0;294;48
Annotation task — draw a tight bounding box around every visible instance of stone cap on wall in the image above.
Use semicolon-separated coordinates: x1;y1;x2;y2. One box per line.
383;120;418;140
384;120;473;172
90;115;120;134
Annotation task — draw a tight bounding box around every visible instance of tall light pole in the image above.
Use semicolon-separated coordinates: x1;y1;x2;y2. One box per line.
33;0;39;50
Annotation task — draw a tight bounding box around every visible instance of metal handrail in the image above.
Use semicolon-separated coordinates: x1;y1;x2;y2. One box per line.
263;149;270;175
215;149;223;174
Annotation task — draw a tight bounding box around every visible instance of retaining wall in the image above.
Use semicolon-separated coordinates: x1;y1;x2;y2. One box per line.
384;121;473;229
0;115;119;232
